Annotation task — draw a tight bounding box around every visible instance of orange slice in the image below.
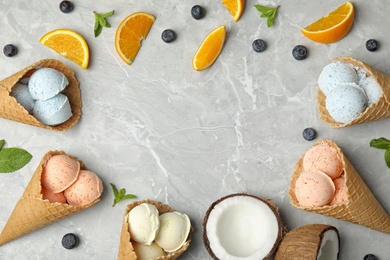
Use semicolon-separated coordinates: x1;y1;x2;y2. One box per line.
115;12;155;65
301;2;354;44
40;29;90;69
192;25;226;71
222;0;245;22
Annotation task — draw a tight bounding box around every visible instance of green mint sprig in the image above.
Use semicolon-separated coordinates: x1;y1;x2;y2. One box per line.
93;10;115;37
110;182;137;207
370;137;390;169
254;4;280;28
0;139;32;173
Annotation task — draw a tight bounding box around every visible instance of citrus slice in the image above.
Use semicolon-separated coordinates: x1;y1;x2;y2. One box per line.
301;2;354;44
40;29;90;69
221;0;245;22
115;12;155;65
192;25;226;71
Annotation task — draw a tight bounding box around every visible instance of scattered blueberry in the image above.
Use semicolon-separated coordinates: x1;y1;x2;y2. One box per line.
364;254;376;260
366;39;379;52
161;29;176;43
3;44;18;57
62;233;79;249
59;1;74;13
302;128;317;141
191;5;204;20
252;39;267;53
292;45;308;60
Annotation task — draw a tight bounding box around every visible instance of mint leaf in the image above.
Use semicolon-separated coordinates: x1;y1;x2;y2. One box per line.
0;148;32;173
370;137;390;150
93;10;114;37
0;140;4;150
254;4;279;28
110;182;137;207
385;149;390;169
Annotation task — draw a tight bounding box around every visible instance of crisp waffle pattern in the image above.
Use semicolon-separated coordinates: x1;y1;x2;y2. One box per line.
289;139;390;234
0;59;81;131
318;56;390;128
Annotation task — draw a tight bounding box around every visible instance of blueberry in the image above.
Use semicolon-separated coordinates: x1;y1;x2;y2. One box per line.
292;45;307;60
62;233;79;249
3;44;18;57
364;254;376;260
366;39;379;52
302;127;317;141
191;5;204;20
59;1;74;13
161;29;176;43
252;39;267;53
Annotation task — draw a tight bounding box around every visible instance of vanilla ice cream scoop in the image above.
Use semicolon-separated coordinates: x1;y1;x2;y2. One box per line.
127;203;160;245
318;61;358;96
28;68;69;100
133;242;164;260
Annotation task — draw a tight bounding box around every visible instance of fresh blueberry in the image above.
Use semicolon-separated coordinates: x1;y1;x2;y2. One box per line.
161;29;176;43
366;39;379;52
191;5;204;20
292;45;307;60
59;1;74;13
364;254;376;260
62;233;79;249
252;39;267;53
3;44;18;57
302;127;317;141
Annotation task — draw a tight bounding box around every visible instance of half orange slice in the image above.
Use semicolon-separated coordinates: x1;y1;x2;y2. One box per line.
221;0;245;22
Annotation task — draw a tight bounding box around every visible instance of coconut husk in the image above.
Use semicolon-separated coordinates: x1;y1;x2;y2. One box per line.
0;150;100;246
118;200;193;260
0;59;81;131
318;56;390;128
274;224;339;260
289;139;390;234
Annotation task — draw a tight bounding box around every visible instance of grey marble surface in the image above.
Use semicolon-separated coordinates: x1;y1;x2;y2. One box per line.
1;0;390;259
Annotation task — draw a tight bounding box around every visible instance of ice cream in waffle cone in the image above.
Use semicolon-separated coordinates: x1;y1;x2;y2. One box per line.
318;56;390;128
118;200;193;260
0;59;81;131
289;139;390;234
0;150;100;246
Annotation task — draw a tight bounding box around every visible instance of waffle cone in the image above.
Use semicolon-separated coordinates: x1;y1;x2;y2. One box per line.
0;150;100;246
318;56;390;128
0;59;81;131
289;139;390;234
118;200;193;260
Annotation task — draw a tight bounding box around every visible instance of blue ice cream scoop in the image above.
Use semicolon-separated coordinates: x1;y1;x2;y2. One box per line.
318;62;358;96
33;93;72;126
28;68;69;100
11;82;35;114
326;84;368;123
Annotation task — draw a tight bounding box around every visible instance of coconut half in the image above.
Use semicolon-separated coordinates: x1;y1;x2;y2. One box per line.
274;224;340;260
203;193;284;260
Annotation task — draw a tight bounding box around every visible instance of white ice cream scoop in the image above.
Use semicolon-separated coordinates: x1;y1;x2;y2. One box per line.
318;62;358;96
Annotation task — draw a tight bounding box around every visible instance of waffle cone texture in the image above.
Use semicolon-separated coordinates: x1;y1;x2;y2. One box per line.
118;200;193;260
0;150;100;246
318;56;390;128
0;59;81;131
289;139;390;234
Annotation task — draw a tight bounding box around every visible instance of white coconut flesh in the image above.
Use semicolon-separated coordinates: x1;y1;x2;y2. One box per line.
317;229;339;260
205;195;280;259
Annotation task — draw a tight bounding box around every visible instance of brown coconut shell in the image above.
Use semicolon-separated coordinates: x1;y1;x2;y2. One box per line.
202;193;284;260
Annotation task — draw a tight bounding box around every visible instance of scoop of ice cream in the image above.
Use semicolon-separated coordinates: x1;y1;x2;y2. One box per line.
11;82;35;114
358;74;382;105
42;155;80;193
326;84;368;124
33;93;72;126
133;242;164;260
318;61;358;96
64;170;103;206
303;144;343;179
155;211;191;252
28;68;69;100
330;176;348;205
295;171;336;207
41;185;67;204
128;203;160;245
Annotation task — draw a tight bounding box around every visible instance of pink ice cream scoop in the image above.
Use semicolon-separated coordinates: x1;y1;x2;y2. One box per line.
41;155;80;193
295;171;336;207
41;186;67;204
303;144;343;179
64;170;103;206
330;176;348;205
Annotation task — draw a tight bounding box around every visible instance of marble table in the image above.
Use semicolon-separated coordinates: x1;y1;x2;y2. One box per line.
1;0;390;259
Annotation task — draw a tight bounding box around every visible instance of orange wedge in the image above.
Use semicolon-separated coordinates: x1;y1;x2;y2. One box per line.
40;29;90;69
192;25;226;71
222;0;245;22
115;12;155;65
301;2;354;44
